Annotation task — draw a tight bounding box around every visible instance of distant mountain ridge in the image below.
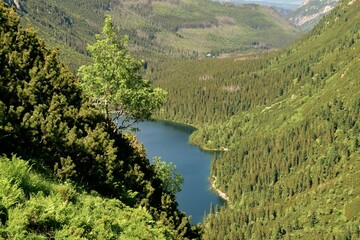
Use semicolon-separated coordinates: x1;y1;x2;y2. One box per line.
3;0;302;69
218;0;302;10
216;0;340;31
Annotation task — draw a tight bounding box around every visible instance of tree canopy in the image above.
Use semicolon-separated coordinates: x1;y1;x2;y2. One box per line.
153;157;184;195
78;15;167;130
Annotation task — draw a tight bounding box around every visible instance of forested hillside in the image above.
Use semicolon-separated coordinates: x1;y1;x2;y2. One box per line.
151;0;360;238
0;2;201;238
5;0;302;70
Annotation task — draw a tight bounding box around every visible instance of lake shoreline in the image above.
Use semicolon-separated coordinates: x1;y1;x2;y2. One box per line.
190;139;229;152
135;120;224;223
153;118;226;152
210;175;229;201
153;119;229;202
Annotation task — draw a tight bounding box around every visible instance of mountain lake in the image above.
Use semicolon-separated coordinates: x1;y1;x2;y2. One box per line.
134;120;224;224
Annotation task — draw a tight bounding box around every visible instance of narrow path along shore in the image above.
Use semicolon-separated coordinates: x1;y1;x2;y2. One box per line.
210;175;229;201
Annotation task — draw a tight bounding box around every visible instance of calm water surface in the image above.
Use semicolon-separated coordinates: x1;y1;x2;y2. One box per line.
135;120;223;224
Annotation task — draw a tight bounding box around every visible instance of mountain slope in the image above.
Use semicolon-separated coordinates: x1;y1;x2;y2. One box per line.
221;0;302;10
5;0;302;69
0;3;200;238
288;0;339;31
150;0;360;238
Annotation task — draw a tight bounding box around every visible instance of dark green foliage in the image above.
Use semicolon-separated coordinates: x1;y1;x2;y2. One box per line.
0;205;8;226
0;1;115;192
0;3;200;238
150;53;283;126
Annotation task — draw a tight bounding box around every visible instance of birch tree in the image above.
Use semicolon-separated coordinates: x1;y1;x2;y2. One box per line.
78;15;166;131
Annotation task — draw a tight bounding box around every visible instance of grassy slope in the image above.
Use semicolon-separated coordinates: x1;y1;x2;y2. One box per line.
147;1;299;52
11;0;302;70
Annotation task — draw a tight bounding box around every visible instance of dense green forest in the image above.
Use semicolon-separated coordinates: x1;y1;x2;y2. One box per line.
150;0;360;238
5;0;302;70
0;2;201;238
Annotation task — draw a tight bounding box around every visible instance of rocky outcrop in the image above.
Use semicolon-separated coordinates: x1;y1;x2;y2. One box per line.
211;176;229;201
288;0;339;31
291;4;334;26
4;0;26;12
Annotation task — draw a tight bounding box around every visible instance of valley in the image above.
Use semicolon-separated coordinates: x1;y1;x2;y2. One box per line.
1;0;360;239
5;0;302;70
150;0;360;238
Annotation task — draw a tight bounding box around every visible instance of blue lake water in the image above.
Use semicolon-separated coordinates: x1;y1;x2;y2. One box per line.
134;120;223;224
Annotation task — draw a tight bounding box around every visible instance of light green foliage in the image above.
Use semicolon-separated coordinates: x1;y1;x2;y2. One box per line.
0;155;51;201
0;156;173;239
153;157;184;195
78;15;167;130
